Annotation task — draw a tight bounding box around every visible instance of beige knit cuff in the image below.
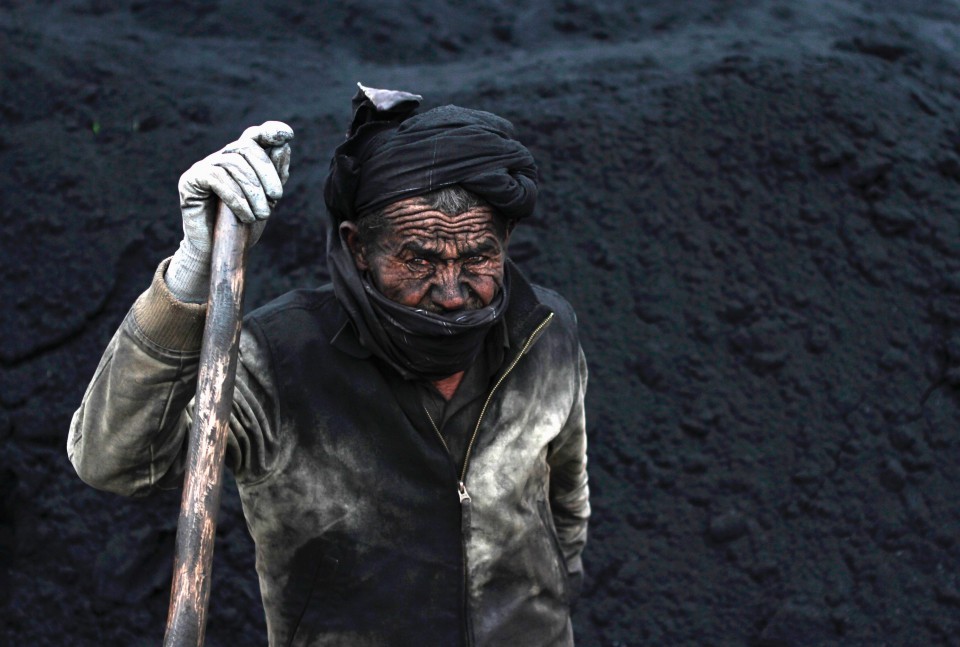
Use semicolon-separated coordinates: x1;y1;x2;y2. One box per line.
131;257;207;350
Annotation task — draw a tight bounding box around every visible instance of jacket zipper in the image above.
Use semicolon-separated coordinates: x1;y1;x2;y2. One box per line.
424;311;555;498
423;411;472;503
423;311;554;647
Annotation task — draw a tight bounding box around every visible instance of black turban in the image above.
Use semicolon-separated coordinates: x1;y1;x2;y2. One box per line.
323;83;539;224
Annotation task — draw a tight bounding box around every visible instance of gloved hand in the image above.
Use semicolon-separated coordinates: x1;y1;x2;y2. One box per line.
165;121;294;303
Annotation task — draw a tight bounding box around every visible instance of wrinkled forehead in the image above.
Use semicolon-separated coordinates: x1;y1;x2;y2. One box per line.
380;197;503;242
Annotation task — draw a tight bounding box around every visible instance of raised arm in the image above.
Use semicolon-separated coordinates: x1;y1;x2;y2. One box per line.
67;122;293;496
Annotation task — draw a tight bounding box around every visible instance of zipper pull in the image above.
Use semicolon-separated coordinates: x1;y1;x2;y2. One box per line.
459;481;472;542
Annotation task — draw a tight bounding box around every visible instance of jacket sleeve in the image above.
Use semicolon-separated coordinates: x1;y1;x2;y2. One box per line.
546;342;590;598
67;259;281;497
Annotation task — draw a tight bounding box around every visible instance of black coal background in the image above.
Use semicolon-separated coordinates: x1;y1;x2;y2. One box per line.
3;1;960;645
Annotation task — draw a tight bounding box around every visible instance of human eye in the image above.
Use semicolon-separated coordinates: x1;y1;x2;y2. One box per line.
405;257;433;272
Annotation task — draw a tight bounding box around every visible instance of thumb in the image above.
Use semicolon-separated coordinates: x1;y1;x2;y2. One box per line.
242;120;294;148
269;142;292;186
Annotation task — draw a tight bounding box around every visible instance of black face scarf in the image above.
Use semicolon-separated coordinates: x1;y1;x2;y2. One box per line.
323;83;537;381
328;236;509;381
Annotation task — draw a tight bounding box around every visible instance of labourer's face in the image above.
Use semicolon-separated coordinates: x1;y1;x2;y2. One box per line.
340;197;510;313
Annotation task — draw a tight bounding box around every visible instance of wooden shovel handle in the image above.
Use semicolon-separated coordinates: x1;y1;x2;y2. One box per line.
164;202;251;647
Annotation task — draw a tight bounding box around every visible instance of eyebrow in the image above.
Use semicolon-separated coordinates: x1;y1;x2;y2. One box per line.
399;240;500;258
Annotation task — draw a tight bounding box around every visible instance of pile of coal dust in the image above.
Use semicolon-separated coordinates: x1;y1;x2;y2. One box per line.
2;1;960;645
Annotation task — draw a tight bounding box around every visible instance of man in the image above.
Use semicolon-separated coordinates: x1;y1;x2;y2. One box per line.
69;84;590;646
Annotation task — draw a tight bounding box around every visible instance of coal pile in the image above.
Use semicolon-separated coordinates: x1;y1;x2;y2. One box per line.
3;1;960;645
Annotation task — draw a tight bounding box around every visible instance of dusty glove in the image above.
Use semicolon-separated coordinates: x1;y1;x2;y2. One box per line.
165;121;294;303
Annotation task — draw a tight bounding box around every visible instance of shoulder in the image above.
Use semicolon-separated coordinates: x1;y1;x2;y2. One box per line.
247;284;337;319
527;283;582;367
531;284;579;335
244;284;346;344
247;284;338;324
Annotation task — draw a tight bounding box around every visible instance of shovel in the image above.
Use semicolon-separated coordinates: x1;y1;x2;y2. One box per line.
163;201;252;646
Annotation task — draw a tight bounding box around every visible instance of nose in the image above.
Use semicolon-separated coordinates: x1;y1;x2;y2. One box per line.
430;263;468;312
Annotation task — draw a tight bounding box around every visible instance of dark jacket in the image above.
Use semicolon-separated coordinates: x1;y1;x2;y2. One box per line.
69;260;590;646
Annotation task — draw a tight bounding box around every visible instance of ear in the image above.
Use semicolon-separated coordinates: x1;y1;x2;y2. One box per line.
339;221;369;271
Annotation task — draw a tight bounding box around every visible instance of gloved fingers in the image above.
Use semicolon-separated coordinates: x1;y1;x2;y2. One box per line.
242;121;294;189
269;142;292;186
178;158;214;201
241;120;295;148
177;121;293;242
222;139;285;202
212;153;274;221
200;163;259;224
180;153;269;225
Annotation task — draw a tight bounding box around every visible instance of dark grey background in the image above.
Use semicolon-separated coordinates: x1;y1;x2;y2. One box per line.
3;1;960;645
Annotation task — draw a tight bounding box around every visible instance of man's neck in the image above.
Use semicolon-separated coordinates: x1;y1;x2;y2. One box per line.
431;371;465;401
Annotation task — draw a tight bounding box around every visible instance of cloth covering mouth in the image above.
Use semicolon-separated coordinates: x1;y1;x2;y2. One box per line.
327;233;510;381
